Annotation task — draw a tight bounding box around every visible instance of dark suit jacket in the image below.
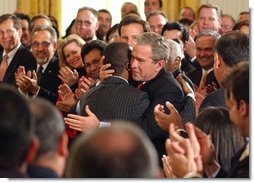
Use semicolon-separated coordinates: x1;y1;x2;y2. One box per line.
187;67;219;89
36;56;61;104
173;69;194;91
80;76;150;123
0;45;36;86
181;57;197;74
27;165;59;178
199;88;226;113
137;69;184;160
0;167;28;178
216;143;249;178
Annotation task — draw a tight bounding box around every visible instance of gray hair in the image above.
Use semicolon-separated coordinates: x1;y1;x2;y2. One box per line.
166;39;184;62
136;32;169;63
31;25;57;43
196;30;221;43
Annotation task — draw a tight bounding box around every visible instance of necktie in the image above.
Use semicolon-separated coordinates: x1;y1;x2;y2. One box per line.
136;82;143;90
239;144;249;161
0;54;9;81
37;65;43;82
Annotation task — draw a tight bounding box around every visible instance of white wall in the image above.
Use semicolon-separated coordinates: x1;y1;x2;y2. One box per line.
0;0;17;15
200;0;249;20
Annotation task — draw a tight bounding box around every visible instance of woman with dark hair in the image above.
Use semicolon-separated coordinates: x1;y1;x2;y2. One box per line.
193;107;244;172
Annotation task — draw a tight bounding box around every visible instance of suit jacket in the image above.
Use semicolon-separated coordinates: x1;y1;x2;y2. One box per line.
199;88;226;113
27;165;59;178
0;45;36;86
36;56;61;104
80;76;150;123
216;142;249;178
187;68;219;89
181;57;197;74
0;167;28;178
173;69;194;91
137;69;184;161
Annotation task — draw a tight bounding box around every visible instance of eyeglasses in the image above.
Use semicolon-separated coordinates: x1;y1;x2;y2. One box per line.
31;41;51;48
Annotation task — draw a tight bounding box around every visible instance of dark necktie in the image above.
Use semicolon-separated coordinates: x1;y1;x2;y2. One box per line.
37;65;43;82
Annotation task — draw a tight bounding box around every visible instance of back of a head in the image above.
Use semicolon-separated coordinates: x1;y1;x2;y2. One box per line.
215;31;249;67
194;106;244;171
0;84;34;170
29;98;65;157
103;42;132;76
66;121;159;178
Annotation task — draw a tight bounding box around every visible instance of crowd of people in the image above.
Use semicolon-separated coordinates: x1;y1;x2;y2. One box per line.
0;0;249;178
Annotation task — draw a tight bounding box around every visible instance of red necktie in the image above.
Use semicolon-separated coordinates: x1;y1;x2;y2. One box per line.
0;54;9;81
137;82;143;90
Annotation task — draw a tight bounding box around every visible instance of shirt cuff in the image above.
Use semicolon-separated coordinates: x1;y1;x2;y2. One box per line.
99;121;111;128
187;93;196;101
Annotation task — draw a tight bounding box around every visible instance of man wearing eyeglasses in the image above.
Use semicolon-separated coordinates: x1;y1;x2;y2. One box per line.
0;13;36;85
16;25;61;104
75;6;99;42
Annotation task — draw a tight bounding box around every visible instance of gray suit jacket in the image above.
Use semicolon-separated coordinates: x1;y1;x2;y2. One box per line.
80;76;150;123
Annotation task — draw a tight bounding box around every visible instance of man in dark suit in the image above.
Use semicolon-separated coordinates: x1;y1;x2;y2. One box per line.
0;84;38;178
186;31;220;91
130;32;184;163
199;31;249;113
80;42;150;122
0;14;36;86
16;25;61;104
64;42;150;130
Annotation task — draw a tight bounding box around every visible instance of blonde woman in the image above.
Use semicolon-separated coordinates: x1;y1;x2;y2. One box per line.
57;34;86;88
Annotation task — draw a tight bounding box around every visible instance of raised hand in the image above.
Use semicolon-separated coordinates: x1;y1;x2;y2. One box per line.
99;63;114;81
58;66;79;87
56;84;77;112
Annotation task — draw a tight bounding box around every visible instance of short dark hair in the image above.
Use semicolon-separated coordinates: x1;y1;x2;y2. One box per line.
194;106;244;172
223;62;249;108
106;23;119;42
14;12;31;27
215;31;249;67
98;9;112;21
118;14;150;36
103;42;132;76
161;21;189;43
0;84;35;169
81;40;107;62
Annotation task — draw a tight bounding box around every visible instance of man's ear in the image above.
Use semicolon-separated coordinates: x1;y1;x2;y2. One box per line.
214;52;222;69
57;132;69;157
239;99;249;117
156;60;165;71
24;135;39;164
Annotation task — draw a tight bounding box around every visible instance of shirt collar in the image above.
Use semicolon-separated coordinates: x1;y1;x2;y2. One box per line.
3;43;21;65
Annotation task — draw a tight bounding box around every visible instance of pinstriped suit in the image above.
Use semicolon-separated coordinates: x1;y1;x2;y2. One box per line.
80;76;150;123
